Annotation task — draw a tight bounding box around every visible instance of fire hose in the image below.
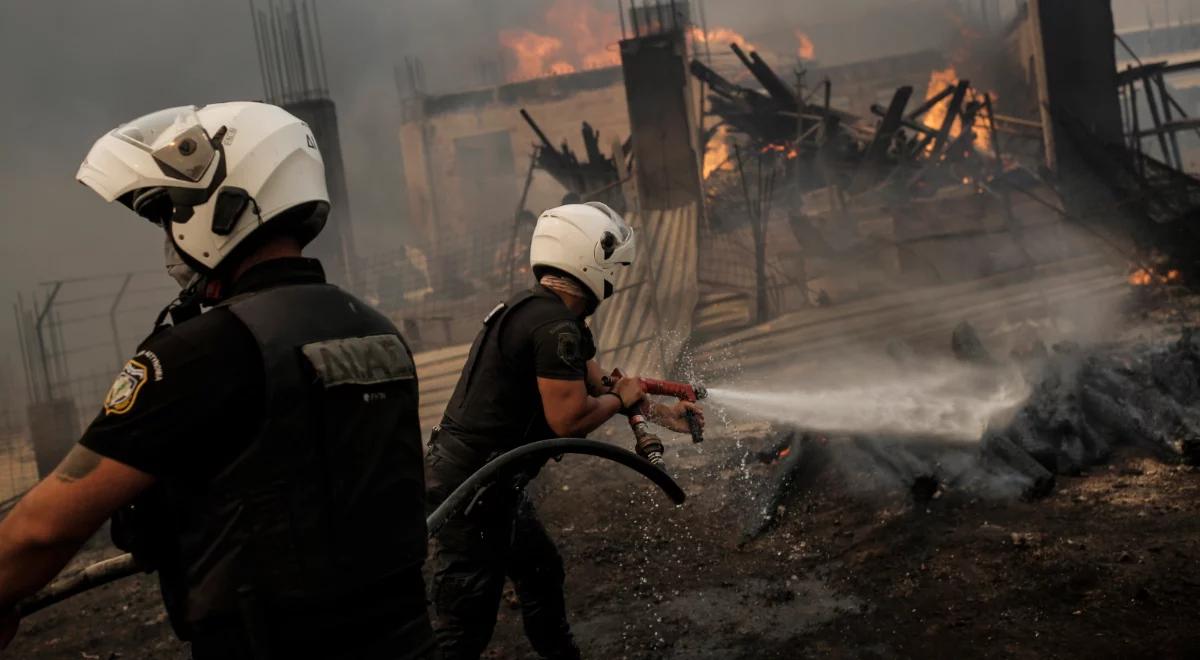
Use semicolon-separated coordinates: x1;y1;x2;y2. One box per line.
15;438;685;617
602;372;708;467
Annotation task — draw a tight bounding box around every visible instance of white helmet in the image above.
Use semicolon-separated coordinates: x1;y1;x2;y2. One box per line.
530;202;636;301
77;102;329;274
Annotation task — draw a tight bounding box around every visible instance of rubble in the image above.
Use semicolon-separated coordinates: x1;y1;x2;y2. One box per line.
993;327;1200;476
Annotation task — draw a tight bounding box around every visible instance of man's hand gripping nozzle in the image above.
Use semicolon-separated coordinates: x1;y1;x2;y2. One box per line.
603;370;708;469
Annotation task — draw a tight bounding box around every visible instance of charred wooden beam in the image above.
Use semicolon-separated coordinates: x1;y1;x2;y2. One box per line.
1141;74;1175;167
729;41;756;74
906;84;955;121
1153;74;1184;168
520;108;623;208
520;108;554;152
728;43;798;109
1133;117;1200;138
582;121;605;164
982;94;1004;163
689;59;771;107
922;80;969;157
942;100;983;163
871;103;937;137
851;86;912;192
980;431;1055;499
748;49;798;107
740;432;825;544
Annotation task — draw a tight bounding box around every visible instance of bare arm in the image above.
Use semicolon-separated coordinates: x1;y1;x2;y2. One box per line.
539;357;647;438
538;377;624;438
584;360;705;434
585;359;609;396
0;445;155;613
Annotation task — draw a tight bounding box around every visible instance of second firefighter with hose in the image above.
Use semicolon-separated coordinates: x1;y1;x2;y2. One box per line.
427;202;704;659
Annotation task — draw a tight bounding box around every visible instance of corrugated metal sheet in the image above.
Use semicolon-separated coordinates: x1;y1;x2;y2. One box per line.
591;203;701;378
411;203;702;432
414;342;469;433
691;253;1126;382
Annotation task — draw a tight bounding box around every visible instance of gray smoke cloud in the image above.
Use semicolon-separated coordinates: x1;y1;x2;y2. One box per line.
0;0;1186;415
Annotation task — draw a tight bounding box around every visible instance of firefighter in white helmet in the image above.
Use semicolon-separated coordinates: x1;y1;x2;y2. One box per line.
427;202;705;659
0;103;435;659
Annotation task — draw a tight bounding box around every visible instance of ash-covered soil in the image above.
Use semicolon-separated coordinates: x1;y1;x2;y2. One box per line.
10;288;1200;659
13;445;1199;660
480;439;1200;660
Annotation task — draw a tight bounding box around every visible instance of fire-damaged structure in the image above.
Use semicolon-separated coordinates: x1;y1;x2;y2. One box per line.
385;0;1200;537
379;0;1200;435
14;2;1200;657
346;0;1200;549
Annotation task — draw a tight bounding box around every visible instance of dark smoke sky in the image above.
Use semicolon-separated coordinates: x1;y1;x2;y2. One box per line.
0;0;1188;410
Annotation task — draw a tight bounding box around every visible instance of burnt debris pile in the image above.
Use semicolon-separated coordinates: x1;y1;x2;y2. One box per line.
740;323;1200;541
985;325;1200;488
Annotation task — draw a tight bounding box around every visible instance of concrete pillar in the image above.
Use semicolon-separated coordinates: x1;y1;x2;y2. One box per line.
284;98;360;289
619;30;703;211
1027;0;1124;173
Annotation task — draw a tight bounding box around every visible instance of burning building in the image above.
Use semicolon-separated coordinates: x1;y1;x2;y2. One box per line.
397;66;630;250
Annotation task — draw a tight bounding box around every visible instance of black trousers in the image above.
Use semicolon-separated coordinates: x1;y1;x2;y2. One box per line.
187;570;438;660
428;453;580;660
190;613;438;660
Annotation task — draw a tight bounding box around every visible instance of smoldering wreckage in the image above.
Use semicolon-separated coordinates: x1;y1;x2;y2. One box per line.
8;0;1200;657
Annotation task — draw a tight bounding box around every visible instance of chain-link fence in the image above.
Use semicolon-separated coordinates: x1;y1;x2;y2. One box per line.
0;432;38;510
697;213;811;319
357;222;537;352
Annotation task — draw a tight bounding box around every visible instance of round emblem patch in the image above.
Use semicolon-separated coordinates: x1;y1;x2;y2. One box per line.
104;359;149;415
553;322;584;371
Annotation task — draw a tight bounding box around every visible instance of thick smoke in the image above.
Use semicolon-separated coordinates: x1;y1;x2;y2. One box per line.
0;0;1187;415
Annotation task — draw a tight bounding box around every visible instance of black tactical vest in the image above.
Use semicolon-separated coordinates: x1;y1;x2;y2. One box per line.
147;283;427;640
439;286;571;464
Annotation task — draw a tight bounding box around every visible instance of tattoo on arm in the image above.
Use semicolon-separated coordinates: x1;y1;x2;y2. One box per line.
54;446;103;483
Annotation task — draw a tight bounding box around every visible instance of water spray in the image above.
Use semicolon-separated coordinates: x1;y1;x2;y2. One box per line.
706;361;1030;442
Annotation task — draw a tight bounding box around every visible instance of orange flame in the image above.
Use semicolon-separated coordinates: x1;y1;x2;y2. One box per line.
500;30;566;81
500;0;620;82
546;0;620;69
703;124;734;178
761;143;798;159
1129;268;1154;286
1129;267;1183;286
794;29;815;60
919;66;994;155
690;26;759;53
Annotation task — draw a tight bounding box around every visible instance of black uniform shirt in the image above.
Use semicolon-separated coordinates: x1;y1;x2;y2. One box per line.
79;258;326;480
440;285;596;451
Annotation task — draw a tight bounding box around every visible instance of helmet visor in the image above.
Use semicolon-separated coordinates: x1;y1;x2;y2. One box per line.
586;201;632;243
113;106;216;182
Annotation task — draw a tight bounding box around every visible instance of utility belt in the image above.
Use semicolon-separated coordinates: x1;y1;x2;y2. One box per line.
427;425;544;521
427;425;501;477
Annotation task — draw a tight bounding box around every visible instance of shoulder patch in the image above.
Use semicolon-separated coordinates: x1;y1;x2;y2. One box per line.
104;358;150;415
550;321;585;371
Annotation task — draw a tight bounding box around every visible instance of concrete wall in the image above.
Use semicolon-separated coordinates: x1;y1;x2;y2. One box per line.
399;68;630;248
